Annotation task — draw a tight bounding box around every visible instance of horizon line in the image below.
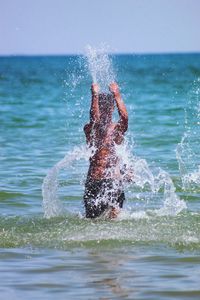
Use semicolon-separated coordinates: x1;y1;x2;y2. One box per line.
0;51;200;57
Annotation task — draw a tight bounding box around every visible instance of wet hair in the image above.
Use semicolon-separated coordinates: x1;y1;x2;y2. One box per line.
98;93;114;114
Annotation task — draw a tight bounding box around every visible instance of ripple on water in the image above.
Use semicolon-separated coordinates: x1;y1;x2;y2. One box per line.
0;210;200;251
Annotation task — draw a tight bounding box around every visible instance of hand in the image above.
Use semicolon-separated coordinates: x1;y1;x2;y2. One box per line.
91;83;99;95
108;207;120;219
109;82;120;96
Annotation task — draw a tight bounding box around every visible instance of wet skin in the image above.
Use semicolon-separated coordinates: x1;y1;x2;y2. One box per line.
84;83;128;218
84;83;128;181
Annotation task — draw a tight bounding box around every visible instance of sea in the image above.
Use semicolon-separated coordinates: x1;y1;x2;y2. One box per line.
0;50;200;299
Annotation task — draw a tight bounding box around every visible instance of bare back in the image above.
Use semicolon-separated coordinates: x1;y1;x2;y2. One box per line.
84;82;128;180
84;122;124;180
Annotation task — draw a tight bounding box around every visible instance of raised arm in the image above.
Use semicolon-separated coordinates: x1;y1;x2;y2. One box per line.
84;83;100;144
109;82;128;133
90;83;100;123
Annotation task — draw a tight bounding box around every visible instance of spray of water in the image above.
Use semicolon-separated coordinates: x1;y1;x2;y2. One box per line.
85;45;115;92
42;146;91;218
176;78;200;190
116;143;186;217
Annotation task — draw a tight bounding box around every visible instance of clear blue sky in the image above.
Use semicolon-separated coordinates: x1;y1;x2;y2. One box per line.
1;0;200;55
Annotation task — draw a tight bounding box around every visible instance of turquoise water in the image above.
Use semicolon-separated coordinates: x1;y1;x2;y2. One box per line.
1;53;200;299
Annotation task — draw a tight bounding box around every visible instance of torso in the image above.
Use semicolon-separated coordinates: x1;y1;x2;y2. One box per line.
84;122;124;180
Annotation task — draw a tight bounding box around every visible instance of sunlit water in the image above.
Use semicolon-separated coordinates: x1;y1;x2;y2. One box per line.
1;52;200;299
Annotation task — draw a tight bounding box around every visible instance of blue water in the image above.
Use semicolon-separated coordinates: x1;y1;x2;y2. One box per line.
0;53;200;299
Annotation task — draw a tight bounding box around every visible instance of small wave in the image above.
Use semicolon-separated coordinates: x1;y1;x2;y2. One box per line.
0;191;24;200
0;211;200;251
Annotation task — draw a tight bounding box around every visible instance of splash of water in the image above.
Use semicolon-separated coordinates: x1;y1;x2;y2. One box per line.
42;141;186;219
116;143;186;217
42;146;91;218
42;46;186;219
85;45;115;92
176;78;200;190
153;169;186;216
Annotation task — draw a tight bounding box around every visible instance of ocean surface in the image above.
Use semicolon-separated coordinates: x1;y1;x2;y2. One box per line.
0;52;200;299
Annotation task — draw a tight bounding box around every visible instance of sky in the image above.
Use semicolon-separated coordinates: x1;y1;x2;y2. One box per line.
0;0;200;55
